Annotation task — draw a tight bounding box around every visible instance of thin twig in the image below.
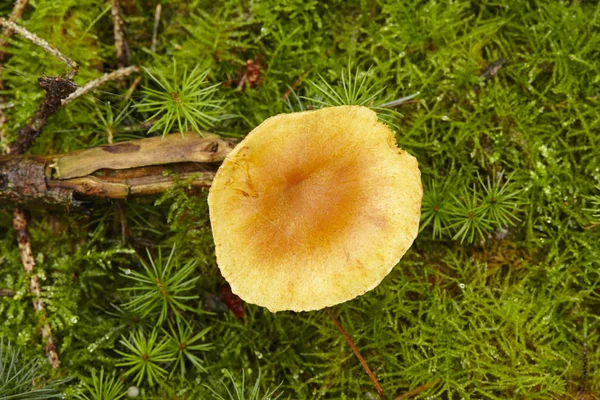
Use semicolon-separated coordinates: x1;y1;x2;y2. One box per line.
111;0;129;69
0;0;29;155
0;289;16;297
0;18;78;79
326;308;384;399
61;65;140;106
151;4;161;53
124;75;142;102
13;208;60;369
0;0;29;59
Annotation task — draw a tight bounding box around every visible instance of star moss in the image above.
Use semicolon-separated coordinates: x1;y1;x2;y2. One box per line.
0;0;598;398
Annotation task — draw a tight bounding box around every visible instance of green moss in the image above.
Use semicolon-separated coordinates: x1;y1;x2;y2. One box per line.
0;0;599;398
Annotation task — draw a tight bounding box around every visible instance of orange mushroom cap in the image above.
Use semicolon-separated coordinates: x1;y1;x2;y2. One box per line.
208;105;422;312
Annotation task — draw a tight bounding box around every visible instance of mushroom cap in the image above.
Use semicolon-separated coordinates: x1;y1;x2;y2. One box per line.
208;105;422;312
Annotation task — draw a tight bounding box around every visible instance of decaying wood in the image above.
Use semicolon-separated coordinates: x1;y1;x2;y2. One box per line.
53;133;233;179
9;76;77;154
0;133;236;208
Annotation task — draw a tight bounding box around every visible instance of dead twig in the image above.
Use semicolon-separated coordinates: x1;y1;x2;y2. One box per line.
61;65;141;106
124;75;142;102
9;76;76;154
12;208;60;368
151;4;161;53
326;308;384;399
0;0;30;155
0;0;29;60
111;0;130;69
0;289;16;296
0;18;78;79
0;133;235;208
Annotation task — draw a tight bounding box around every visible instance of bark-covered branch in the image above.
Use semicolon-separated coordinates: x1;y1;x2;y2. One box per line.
0;133;236;208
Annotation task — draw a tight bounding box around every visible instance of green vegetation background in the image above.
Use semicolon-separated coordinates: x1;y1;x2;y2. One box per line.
0;0;599;398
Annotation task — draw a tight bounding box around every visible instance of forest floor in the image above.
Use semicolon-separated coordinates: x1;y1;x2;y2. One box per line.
0;0;599;399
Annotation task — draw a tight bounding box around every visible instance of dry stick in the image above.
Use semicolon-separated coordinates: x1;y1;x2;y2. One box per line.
0;18;78;79
124;75;141;102
151;4;161;53
10;76;76;154
0;0;29;57
61;65;140;106
0;17;78;370
0;0;29;154
326;308;384;399
13;208;60;368
0;289;16;296
111;0;129;69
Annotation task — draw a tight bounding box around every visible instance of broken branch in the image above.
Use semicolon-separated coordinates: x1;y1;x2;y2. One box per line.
9;76;76;154
0;133;236;208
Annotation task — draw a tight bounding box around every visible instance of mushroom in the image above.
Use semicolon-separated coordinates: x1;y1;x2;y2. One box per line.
208;105;422;312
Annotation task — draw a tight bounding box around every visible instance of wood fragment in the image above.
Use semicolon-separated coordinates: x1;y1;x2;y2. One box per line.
61;65;141;106
111;0;130;69
124;75;142;102
12;208;60;369
0;0;30;155
0;289;16;296
480;58;508;81
0;133;236;208
326;308;384;399
0;0;29;61
151;4;161;53
52;133;233;179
